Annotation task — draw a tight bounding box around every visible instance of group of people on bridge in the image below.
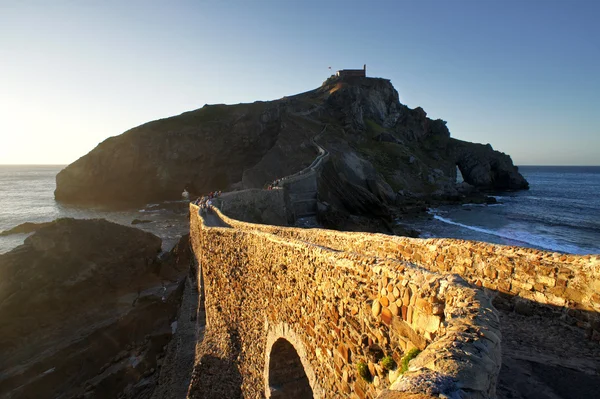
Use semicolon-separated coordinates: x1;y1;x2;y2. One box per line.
193;191;221;214
266;178;283;190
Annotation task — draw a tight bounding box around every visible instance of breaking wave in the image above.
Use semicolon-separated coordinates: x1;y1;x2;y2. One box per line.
432;214;587;254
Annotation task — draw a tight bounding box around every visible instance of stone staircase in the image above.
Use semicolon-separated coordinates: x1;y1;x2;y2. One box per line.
279;126;329;222
289;190;318;218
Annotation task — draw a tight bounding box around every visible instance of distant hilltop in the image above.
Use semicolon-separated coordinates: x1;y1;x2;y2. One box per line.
55;73;528;230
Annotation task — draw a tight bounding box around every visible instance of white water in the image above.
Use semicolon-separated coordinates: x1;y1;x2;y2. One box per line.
432;214;584;254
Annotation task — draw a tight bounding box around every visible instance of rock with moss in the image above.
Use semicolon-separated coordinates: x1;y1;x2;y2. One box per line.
400;348;421;374
381;355;397;371
357;361;372;382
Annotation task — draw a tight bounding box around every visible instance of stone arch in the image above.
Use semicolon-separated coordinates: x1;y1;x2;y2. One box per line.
267;338;313;398
264;323;323;399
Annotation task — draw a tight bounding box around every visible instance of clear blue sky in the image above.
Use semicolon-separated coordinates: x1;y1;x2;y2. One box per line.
1;0;598;165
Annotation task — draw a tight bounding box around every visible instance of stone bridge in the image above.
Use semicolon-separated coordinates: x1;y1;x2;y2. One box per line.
190;205;500;398
186;130;599;399
188;203;600;399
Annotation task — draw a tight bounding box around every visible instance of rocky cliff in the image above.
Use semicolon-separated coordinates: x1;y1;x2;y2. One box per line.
0;218;191;399
55;76;528;225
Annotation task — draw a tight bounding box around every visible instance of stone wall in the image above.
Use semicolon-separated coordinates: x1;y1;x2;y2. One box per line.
210;209;600;338
189;204;502;398
282;171;319;219
211;189;291;226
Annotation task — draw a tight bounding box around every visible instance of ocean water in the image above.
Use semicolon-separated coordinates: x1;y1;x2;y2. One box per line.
411;166;600;254
0;165;189;254
1;165;599;256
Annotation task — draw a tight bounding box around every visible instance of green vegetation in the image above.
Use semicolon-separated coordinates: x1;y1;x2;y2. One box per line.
400;348;421;374
356;361;371;382
380;355;396;371
352;139;410;192
364;118;386;139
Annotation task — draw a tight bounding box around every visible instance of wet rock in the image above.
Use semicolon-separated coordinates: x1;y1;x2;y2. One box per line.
132;218;153;225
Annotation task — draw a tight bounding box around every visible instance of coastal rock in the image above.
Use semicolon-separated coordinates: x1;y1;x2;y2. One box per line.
322;76;404;131
317;159;394;232
452;140;529;190
55;103;319;207
55;76;528;226
0;221;52;236
0;218;190;399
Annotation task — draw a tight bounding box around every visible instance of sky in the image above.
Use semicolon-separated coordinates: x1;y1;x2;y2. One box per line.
0;0;598;165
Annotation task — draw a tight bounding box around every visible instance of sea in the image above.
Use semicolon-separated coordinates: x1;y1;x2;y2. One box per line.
0;165;190;254
0;165;599;255
410;166;600;255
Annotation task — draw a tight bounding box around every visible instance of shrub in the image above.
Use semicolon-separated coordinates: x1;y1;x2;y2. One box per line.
381;355;396;371
357;362;371;382
400;348;421;374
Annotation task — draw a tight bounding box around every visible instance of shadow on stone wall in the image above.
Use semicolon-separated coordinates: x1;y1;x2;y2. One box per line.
487;289;600;399
490;290;600;339
188;354;242;399
187;328;243;399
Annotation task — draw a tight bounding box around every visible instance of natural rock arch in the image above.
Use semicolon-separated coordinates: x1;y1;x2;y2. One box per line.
264;323;322;399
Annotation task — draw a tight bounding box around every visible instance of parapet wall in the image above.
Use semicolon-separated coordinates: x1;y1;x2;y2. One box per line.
212;209;600;337
189;204;502;398
212;189;291;226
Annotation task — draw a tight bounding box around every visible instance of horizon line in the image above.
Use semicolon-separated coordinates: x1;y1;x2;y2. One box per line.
2;164;600;167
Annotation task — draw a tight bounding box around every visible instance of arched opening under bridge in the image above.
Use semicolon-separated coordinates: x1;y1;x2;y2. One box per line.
267;338;313;399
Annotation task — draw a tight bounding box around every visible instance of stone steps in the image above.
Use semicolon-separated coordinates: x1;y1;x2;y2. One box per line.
292;197;317;218
289;191;317;202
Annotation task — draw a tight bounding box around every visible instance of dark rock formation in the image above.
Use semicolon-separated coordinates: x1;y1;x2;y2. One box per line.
317;159;394;232
55;76;528;229
0;219;191;399
55;103;319;207
452;139;529;190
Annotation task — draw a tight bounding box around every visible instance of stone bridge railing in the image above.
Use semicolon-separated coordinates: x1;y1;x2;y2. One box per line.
189;204;502;399
209;211;600;339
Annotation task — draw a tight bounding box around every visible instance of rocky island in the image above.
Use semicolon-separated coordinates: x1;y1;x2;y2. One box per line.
55;76;527;232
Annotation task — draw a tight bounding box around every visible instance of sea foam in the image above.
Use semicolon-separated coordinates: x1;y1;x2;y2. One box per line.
432;214;586;254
